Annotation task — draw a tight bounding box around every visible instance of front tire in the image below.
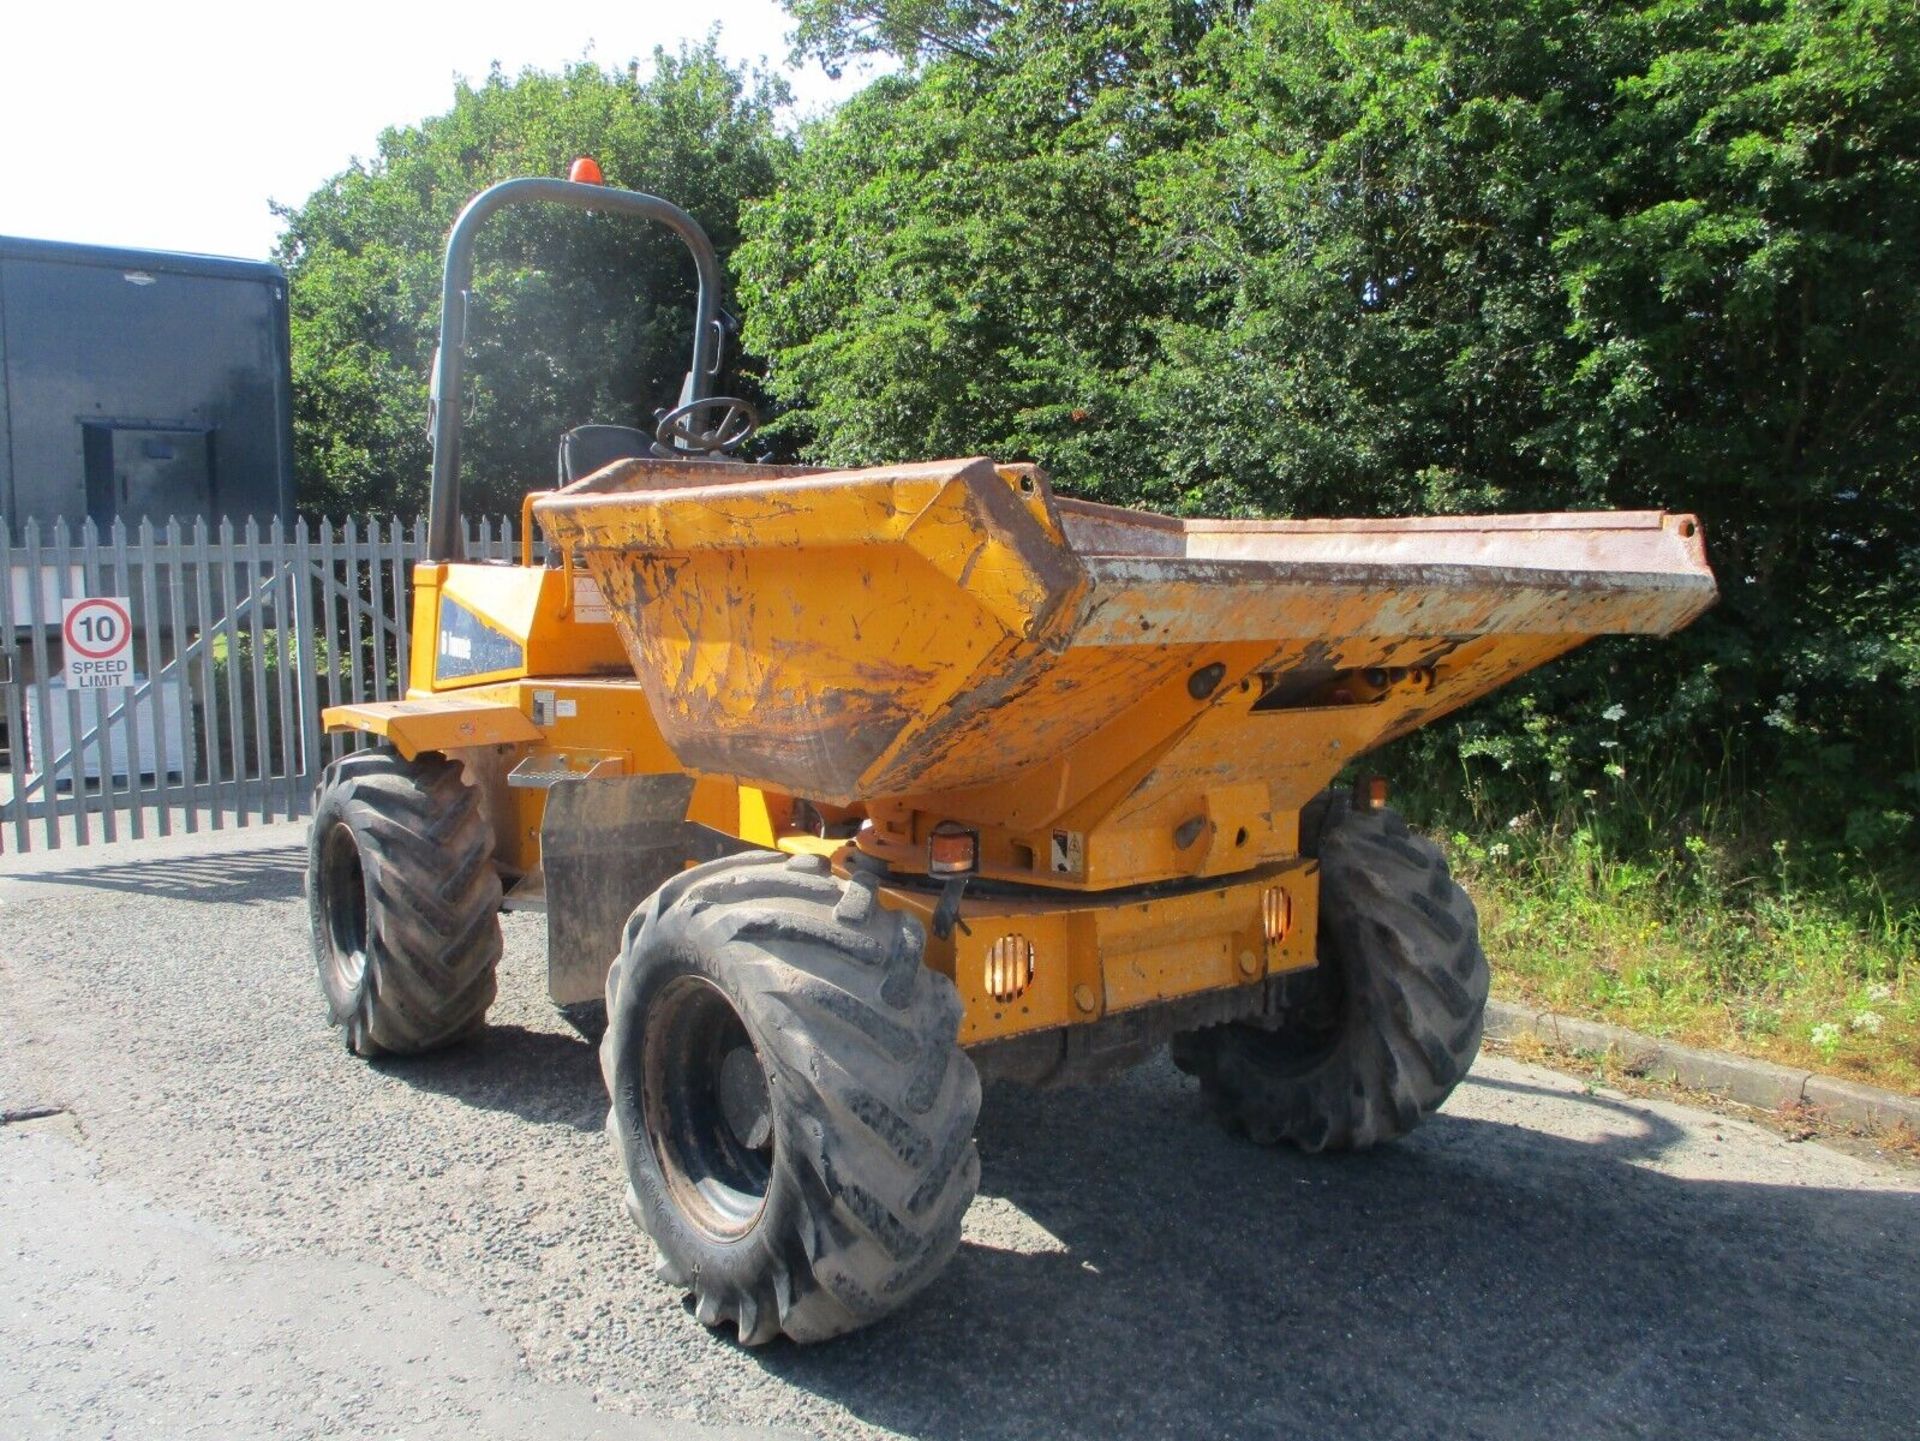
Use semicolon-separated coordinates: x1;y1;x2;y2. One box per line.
306;748;502;1057
1172;802;1488;1150
602;852;980;1345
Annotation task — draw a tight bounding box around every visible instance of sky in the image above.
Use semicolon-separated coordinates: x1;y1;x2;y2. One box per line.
0;1;879;261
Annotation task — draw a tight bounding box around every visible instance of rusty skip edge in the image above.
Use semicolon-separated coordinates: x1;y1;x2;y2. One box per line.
538;452;1711;599
534;456;1003;546
1078;573;1717;648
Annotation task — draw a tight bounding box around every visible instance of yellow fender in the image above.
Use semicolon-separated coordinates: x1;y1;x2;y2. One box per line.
322;696;542;760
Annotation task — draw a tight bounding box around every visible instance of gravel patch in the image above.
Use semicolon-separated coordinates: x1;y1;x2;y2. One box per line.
3;825;1916;1439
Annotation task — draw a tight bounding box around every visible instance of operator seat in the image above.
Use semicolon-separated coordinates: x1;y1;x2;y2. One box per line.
557;423;656;486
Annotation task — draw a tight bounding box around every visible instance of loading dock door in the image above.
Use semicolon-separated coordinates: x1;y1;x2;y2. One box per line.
82;423;213;529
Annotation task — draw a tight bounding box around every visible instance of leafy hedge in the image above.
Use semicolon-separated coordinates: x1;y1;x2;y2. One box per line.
737;0;1920;894
277;3;1919;905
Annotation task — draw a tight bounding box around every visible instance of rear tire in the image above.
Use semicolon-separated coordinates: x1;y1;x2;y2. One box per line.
1172;802;1487;1150
602;852;980;1345
307;748;502;1057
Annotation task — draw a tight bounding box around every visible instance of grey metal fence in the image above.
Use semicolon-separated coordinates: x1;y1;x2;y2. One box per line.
0;514;523;854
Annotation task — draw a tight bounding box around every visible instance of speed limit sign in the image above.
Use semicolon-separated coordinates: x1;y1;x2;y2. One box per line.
63;596;134;689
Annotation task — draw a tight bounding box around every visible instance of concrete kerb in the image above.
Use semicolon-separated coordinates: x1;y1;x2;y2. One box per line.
1483;999;1920;1135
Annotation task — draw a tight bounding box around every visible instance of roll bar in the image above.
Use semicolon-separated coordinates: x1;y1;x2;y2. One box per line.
425;176;724;561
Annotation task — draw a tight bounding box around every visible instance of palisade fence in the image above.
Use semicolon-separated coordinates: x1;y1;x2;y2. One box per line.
0;514;531;855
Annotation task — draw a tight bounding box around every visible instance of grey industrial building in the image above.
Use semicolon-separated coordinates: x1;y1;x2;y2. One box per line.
0;234;294;535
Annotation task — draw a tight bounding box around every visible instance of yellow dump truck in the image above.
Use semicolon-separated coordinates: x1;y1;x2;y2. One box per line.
308;173;1718;1345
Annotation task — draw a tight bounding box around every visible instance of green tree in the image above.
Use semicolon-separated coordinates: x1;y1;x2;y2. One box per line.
783;1;1016;72
743;0;1920;869
1164;0;1920;860
278;44;790;516
739;4;1238;503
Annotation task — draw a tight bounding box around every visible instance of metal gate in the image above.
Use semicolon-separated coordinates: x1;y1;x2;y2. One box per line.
0;514;521;854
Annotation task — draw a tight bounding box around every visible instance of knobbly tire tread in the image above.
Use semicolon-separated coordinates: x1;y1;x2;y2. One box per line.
602;852;981;1346
307;748;502;1057
1173;800;1488;1151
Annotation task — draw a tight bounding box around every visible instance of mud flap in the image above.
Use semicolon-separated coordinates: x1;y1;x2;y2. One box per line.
541;774;752;1006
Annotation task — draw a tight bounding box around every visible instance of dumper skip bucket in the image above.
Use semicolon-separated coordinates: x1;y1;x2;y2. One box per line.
535;457;1715;813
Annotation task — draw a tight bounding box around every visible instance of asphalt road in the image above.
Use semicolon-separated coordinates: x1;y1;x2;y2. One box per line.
2;823;1916;1440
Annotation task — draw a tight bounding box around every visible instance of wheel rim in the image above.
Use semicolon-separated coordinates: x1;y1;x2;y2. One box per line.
642;975;774;1241
318;821;370;994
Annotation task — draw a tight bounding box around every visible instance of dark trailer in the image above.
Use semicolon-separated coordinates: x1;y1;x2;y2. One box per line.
0;234;293;535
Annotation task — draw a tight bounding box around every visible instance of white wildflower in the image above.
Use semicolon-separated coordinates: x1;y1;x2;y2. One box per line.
1488;841;1511;860
1867;982;1894;1004
1850;1011;1884;1036
1602;703;1626;722
1810;1022;1842;1056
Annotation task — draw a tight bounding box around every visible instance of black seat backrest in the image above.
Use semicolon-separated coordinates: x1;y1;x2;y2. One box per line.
558;424;655;486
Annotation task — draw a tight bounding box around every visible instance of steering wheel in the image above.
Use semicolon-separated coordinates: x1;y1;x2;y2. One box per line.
653;396;760;457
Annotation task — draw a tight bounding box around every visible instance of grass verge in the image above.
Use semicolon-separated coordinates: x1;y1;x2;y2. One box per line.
1446;826;1918;1095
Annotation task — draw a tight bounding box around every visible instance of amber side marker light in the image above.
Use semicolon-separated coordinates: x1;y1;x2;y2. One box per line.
1364;776;1390;811
568;156;604;184
1262;887;1292;945
928;821;979;877
984;934;1036;1004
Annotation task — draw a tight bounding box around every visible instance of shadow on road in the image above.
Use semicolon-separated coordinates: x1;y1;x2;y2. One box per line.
0;843;305;904
365;1004;1917;1441
753;1064;1917;1441
377;1023;606;1134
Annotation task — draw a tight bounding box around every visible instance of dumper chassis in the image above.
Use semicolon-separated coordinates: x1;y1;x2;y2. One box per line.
307;172;1717;1344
